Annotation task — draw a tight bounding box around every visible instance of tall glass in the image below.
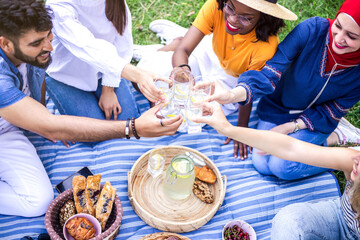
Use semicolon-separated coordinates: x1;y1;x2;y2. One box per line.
186;101;203;134
171;68;194;107
190;75;213;104
154;80;172;105
163;154;195;200
147;148;166;178
157;103;187;132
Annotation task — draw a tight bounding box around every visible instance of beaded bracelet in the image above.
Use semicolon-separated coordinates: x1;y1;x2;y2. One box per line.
178;64;191;71
125;118;130;139
131;117;140;139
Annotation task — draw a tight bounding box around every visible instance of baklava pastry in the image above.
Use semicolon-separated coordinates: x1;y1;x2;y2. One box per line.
95;181;116;230
85;174;101;216
72;175;88;213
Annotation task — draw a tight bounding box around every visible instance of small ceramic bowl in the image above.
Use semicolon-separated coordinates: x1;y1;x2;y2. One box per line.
222;219;256;240
63;213;102;240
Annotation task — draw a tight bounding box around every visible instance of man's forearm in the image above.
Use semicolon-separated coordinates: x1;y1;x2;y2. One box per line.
44;115;130;142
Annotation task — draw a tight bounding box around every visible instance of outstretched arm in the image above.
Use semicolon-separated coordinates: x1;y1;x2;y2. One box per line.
195;103;355;176
172;26;204;68
0;97;182;141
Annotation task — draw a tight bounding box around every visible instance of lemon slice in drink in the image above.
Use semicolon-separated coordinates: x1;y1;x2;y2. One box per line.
152;153;163;170
172;160;192;179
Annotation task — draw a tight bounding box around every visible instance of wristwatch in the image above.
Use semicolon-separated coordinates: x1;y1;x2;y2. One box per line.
293;120;300;133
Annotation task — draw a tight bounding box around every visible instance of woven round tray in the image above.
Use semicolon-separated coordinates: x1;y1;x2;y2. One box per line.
45;186;123;240
128;146;227;233
139;232;190;240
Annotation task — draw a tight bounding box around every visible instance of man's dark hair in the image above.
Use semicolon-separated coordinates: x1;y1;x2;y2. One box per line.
0;0;52;41
217;0;285;42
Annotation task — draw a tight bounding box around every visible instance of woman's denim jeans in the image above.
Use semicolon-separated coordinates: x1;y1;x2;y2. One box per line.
271;198;358;240
252;119;330;180
45;75;140;120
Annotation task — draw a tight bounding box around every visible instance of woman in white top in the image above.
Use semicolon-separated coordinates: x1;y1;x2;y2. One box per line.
46;0;165;120
195;103;360;239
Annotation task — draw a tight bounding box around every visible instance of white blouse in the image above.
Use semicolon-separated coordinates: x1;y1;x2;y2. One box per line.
46;0;133;91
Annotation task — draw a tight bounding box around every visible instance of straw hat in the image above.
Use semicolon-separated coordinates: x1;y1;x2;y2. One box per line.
235;0;298;21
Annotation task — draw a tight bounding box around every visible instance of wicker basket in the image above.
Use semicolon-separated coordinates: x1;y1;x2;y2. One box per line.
128;146;227;233
45;187;123;240
139;232;190;240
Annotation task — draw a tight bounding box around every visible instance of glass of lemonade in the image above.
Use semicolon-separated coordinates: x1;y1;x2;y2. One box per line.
190;75;213;103
147;148;166;178
164;154;195;200
171;68;194;107
154;80;173;105
186;102;203;134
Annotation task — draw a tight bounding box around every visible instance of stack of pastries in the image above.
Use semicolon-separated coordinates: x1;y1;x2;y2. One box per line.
65;174;117;239
192;166;216;204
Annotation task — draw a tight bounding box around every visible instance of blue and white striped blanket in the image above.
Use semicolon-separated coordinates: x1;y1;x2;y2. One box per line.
0;86;340;240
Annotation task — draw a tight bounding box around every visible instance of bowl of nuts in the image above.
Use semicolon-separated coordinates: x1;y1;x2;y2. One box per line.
222;220;256;240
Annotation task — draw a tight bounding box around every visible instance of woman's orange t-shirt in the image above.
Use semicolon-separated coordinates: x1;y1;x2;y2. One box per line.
192;0;279;77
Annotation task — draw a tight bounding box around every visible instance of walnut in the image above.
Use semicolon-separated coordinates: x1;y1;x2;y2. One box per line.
193;179;214;204
59;199;76;227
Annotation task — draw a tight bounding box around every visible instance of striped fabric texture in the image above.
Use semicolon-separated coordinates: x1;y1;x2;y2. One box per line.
0;84;340;240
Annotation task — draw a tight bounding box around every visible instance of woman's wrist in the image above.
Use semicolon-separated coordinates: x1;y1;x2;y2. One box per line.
101;85;115;93
178;64;191;71
230;86;247;103
218;121;234;136
122;64;142;83
291;119;307;132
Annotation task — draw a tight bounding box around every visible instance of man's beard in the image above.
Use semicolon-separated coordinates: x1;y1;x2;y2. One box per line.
13;44;52;69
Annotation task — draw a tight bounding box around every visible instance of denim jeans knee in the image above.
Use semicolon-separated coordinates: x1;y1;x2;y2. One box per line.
46;75;140;120
255;119;330;180
252;148;272;175
271;199;357;240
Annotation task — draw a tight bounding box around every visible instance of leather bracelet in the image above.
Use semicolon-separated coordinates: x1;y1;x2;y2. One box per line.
125;118;130;139
131;117;140;139
178;64;191;71
293;120;300;133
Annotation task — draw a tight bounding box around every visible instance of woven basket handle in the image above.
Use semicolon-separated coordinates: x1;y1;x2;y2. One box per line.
127;171;134;203
218;175;227;209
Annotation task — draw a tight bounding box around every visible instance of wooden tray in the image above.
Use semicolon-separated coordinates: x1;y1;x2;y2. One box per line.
139;232;190;240
128;146;227;233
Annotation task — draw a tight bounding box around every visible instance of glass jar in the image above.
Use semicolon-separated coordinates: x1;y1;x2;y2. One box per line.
163;154;195;200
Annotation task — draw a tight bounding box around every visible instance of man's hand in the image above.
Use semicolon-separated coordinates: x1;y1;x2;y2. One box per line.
98;86;121;120
135;104;183;137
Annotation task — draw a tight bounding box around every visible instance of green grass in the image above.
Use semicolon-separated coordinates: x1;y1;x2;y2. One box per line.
128;0;344;42
127;0;355;192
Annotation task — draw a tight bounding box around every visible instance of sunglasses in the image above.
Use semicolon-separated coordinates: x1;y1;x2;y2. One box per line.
223;2;251;27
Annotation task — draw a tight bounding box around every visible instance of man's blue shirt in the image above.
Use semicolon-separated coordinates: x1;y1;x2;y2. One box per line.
0;48;45;108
